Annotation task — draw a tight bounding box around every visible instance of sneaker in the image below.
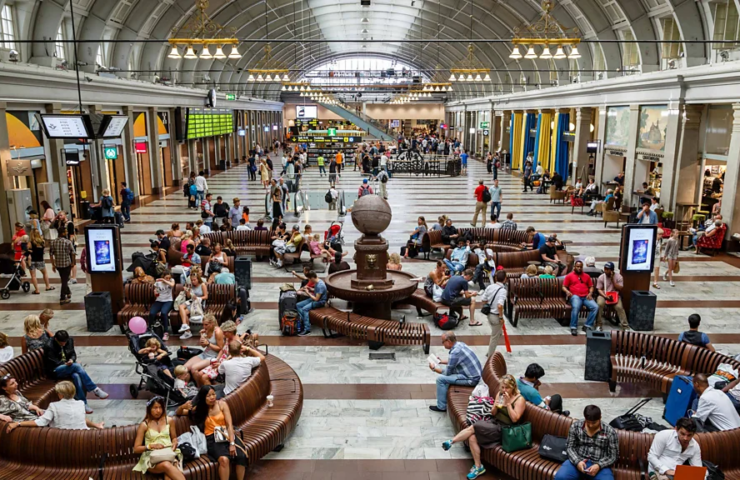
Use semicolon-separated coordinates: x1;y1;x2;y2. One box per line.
297;330;311;336
70;278;78;284
429;406;446;412
163;333;169;342
581;325;592;333
596;326;603;332
670;281;675;287
178;324;190;333
466;465;486;480
570;328;578;336
85;404;93;414
663;272;668;281
442;440;453;451
180;331;193;340
93;387;109;399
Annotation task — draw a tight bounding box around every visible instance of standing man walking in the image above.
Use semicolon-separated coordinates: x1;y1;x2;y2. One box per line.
317;154;326;176
489;179;502;220
523;159;533;192
49;227;76;305
195;171;208;205
119;182;133;223
472;180;489;228
479;269;508;356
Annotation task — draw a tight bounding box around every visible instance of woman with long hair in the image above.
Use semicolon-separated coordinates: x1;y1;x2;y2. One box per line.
404;216;428;259
260;158;270;190
23;314;51;351
0;374;44;423
132;396;184;479
28;229;53;294
40;201;57;241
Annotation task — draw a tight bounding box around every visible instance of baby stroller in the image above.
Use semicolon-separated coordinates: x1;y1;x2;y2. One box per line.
324;221;345;246
126;328;187;407
0;254;30;300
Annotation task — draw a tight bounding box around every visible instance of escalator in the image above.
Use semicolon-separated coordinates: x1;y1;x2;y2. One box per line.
320;102;395;142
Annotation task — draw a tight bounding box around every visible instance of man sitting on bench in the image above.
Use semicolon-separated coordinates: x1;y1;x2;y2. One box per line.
444;241;471;275
440;269;479;326
428;332;481;413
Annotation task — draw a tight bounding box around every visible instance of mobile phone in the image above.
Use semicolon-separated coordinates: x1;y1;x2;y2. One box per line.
584;460;594;472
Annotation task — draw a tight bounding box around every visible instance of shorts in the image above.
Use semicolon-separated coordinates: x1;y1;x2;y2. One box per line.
461;159;468;166
286;244;297;253
29;261;46;271
444;296;471;307
329;174;337;182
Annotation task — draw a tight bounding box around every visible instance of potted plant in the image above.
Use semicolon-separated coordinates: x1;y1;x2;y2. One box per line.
662;211;675;229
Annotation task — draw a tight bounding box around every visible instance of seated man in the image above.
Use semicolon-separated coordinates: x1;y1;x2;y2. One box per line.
555;405;618;480
691;374;740;432
295;271;328;336
218;340;265;396
647;417;702;480
678;313;715;351
595;262;629;331
563;261;599;336
501;212;517;230
43;330;108;414
194;237;212;257
539;236;564;276
587;189;614;216
441;219;460;247
582;256;602;282
517;363;568;416
236;218;251;231
440;269;479;326
429;332;481;413
525;226;547;250
444;241;471;274
551;171;563;190
210;267;235;285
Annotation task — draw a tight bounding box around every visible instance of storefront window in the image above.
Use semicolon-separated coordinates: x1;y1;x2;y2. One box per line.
704;105;732;157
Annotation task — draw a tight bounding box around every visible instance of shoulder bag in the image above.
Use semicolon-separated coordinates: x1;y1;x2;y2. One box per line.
501;422;532;453
149;447;178;465
480;286;504;315
538;434;568;463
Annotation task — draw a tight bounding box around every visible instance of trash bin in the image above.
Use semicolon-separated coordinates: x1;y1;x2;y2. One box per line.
85;291;114;332
219;160;226;170
629;290;657;331
80;201;91;220
584;330;612;382
235;256;252;290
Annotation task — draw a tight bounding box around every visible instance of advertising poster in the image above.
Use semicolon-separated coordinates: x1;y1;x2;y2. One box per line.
624;226;657;272
86;227;118;273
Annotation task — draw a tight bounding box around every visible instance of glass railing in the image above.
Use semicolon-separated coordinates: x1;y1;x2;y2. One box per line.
333;101;394;138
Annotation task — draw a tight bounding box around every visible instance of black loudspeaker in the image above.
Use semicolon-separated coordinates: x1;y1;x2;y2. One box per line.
629;290;657;331
235;256;252;290
584;330;612;382
85;291;113;332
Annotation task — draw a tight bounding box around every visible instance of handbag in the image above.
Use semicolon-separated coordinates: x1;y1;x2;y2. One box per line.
501;422;532;453
213;425;229;443
466;396;494;425
480;286;504;316
673;260;680;274
538;434;568;463
149;447;178;465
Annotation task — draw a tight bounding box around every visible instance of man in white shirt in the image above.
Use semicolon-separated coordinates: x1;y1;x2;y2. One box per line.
218;341;264;396
195;171;208;205
196;219;211;235
707;363;738;388
692;374;740;432
648;417;702;480
236;218;251;231
478;269;507;356
380;154;388;171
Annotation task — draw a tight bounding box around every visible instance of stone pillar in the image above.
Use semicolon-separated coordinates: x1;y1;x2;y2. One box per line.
44;103;72;215
655;103;683;211
0;103;15;243
121;106;140;200
89;105;109;198
594;108;607;187
147;107;163;194
500;111;511;154
720;103;740;239
667;105;703;214
623;105;643;209
573;107;593;184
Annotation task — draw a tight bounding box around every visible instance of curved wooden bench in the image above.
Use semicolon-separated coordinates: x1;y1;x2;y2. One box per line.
446;352;740;480
421;229;528;260
203;230;272;260
0;350;303;479
610;330;740;394
167;240;238;269
507;277;601;327
308;306;430;353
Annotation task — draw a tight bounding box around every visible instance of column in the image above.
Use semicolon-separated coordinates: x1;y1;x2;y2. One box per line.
169;108;183;185
655;102;686;211
89;105;109;197
623;105;643;208
668;104;703;217
44;103;72;215
720;103;740;238
121;106;140;200
500;111;511;154
147;107;163;194
0;103;16;242
594;108;607;186
572;107;593;184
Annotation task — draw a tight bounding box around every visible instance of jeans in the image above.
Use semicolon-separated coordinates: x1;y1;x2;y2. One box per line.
120;203;131;221
523;176;532;192
297;299;324;332
196;190;205;205
57;266;72;301
53;363;97;404
555;460;614;480
570;295;598;329
493;168;498;180
150;300;173;333
319;165;326;176
491;202;501;219
444;259;465;274
436;369;478;410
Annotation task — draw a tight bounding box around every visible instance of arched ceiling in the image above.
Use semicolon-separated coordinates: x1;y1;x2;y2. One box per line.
16;0;714;102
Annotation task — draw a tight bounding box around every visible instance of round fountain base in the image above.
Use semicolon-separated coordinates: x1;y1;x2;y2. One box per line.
325;270;419;320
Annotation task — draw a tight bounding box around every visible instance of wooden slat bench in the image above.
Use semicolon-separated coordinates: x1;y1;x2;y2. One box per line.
421;229;528;260
507;277;601;327
308;306;430;353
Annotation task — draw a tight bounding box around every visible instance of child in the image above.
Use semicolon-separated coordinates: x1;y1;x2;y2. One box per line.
137;338;172;377
173;365;199;398
242;206;250;225
309;234;323;257
20;235;30;272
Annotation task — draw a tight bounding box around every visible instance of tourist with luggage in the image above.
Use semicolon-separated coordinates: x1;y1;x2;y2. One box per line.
295;271;328;336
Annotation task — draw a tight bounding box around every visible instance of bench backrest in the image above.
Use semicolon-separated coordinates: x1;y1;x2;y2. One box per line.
495;249;542;270
204;230;272;247
507;277;563;301
0;348;47;391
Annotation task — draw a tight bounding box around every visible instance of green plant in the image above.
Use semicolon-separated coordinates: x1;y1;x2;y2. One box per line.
662;211;674;219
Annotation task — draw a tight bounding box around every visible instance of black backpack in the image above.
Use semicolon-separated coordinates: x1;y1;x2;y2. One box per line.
179;442;198;463
325;191;333;203
102;196;113;209
482;187;491;203
380;173;388;184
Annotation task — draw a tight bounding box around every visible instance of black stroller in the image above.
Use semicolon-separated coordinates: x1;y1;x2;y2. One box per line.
126;328;187;407
0;254;30;300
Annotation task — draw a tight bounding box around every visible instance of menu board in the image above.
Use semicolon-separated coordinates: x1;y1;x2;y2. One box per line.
186;108;234;140
100;116;129;138
295;135;361;143
39;114;93;139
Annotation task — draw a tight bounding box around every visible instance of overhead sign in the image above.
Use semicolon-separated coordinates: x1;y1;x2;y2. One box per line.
327;128;337;136
39;114;94;139
65;150;80;166
480;121;490;129
390;120;401;128
483;130;490;136
103;147;118;160
295;135;361;143
225;94;236;101
99;115;129;138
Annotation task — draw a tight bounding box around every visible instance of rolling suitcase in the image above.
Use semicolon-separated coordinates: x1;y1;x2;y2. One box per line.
237;287;251;315
279;290;298;322
664;375;696;426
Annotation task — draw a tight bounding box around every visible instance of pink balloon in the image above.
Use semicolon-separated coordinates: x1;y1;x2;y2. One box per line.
128;316;148;335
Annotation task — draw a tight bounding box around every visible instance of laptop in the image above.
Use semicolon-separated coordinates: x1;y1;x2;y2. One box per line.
674;465;707;480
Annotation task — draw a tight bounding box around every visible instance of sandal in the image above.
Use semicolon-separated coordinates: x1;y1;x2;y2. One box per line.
32;291;40;295
460;315;469;321
46;286;56;291
468;321;483;327
652;283;661;289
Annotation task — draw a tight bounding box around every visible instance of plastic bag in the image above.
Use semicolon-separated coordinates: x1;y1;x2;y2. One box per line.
190;426;208;455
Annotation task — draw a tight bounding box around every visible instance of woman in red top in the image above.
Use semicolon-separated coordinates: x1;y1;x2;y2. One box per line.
11;223;26;261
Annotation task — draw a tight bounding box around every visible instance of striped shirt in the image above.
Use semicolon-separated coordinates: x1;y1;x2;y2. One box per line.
447;342;482;383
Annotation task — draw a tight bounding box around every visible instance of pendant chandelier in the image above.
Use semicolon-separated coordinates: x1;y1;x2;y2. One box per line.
449;44;491;82
246;45;290;82
509;1;581;61
167;0;241;60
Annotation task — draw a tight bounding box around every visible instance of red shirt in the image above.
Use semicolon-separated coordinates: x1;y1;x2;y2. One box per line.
563;271;592;298
474;185;486;202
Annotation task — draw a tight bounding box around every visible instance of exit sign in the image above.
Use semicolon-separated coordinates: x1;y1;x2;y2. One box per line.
225;94;236;101
327;128;337;136
103;147;118;160
479;121;490;129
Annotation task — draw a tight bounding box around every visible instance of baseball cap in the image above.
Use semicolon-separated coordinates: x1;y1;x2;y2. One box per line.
363;178;368;184
604;262;615;270
547;236;556;243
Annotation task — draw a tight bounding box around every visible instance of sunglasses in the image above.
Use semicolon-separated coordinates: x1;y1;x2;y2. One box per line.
0;373;12;382
147;396;165;407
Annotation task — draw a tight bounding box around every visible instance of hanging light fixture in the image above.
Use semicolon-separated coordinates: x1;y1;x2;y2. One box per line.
509;46;522;59
466;74;474;82
281;85;287;91
524;46;538;59
168;1;240;63
199;46;213;59
474;73;483;81
539;46;552;59
214;46;226;59
510;2;581;63
361;17;369;23
483;73;491;81
256;74;264;82
168;46;181;59
247;73;255;82
568;45;581;59
265;74;273;82
553;45;566;59
228;45;241;59
282;73;290;81
448;73;456;82
184;46;198;59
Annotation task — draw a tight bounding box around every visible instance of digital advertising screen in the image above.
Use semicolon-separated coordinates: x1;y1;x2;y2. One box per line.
99;115;129;138
39;114;94;139
296;106;318;119
621;225;657;272
85;226;119;273
186;108;234;140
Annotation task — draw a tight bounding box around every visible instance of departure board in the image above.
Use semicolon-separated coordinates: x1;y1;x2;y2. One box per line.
186;108;234;140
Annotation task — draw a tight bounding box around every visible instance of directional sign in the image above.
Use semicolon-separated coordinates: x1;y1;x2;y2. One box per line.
483;130;490;136
225;94;236;101
480;121;490;129
103;146;118;160
327;128;337;136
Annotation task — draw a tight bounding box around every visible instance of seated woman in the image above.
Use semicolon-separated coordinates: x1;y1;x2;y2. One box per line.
131;266;155;285
430;215;447;231
5;381;104;432
183;314;224;385
424;260;450;298
168;223;183;239
177;386;248;480
520;264;539;279
387;253;403;271
179;231;195;255
404;216;428;259
139;338;173;378
539;265;556;279
206;243;228;275
222;239;237;257
580;178;598;201
440;375;526;480
133;396;185;480
177;273;208;340
193;320;243;389
24;314;51;351
0;374;44;424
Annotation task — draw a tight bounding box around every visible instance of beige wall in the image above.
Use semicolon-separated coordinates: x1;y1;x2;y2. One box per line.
365;104;445;121
283;104;344;121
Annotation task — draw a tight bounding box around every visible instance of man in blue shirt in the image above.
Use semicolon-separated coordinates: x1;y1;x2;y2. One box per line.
296;271;328;336
460;149;469;174
678;314;715;351
526;227;547;251
444;242;470;274
429;331;482;412
636;201;658;224
212;267;236;285
517;363;568;416
441;269;479;327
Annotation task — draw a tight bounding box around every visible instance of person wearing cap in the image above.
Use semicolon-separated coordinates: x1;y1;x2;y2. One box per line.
358;178;374;198
562;260;599;336
539;236;564;276
595;262;629;331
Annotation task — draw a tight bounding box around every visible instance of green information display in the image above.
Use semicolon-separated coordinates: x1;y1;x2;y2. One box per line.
187;108;234;140
296;135;361;143
480;121;490;129
103;146;118;160
225;94;236;101
327;128;337;136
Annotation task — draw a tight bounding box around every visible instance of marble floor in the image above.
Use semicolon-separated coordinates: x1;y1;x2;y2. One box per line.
4;155;740;477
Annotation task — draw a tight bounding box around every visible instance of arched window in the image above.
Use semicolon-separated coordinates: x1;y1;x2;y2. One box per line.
302;57;426;86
